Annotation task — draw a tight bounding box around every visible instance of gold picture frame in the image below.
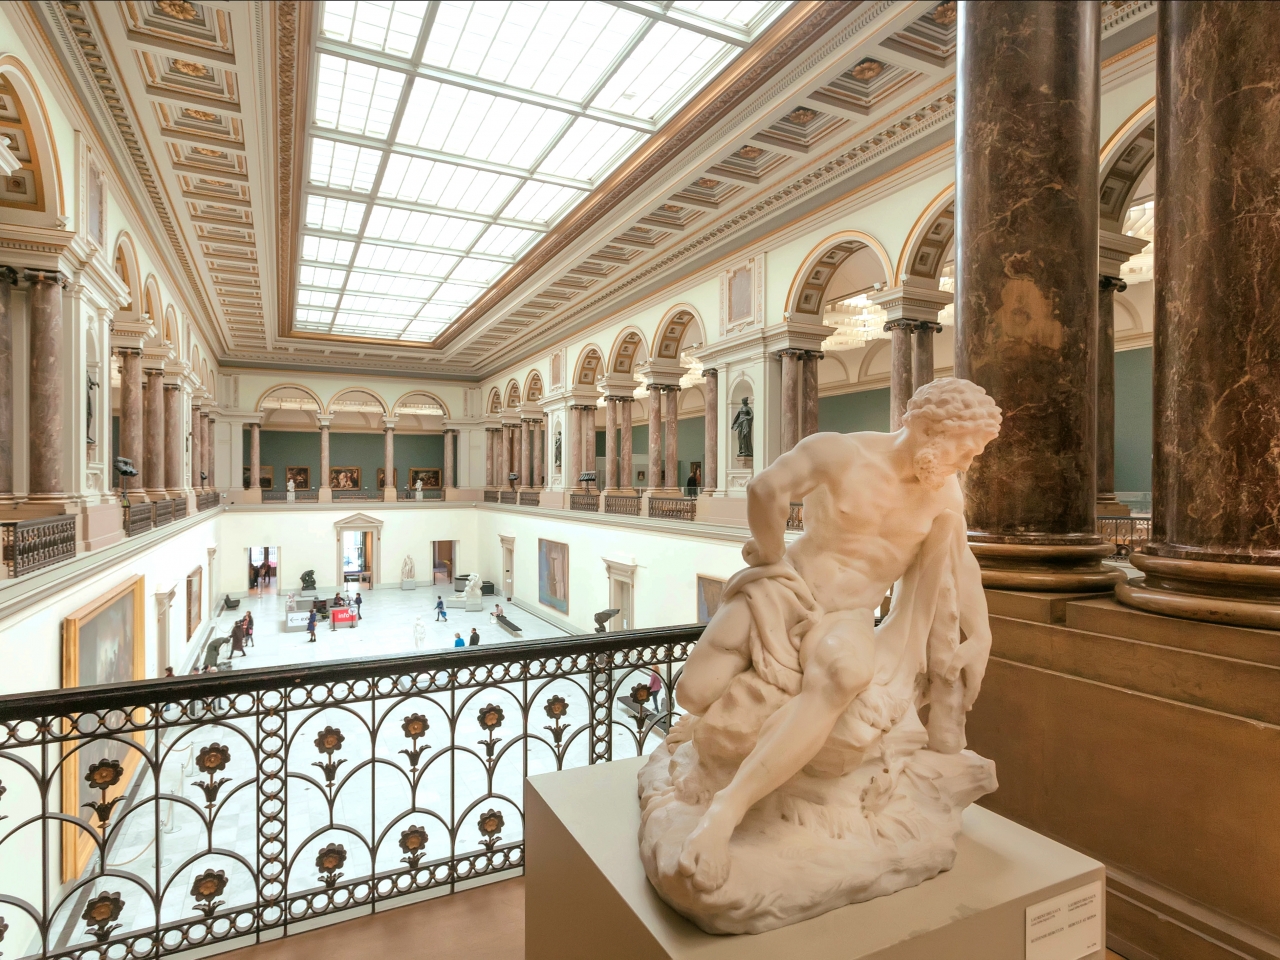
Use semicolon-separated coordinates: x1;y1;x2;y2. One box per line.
61;575;146;882
330;466;360;490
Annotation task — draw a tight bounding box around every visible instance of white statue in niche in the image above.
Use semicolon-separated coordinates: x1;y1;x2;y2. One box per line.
401;555;416;581
638;378;1003;934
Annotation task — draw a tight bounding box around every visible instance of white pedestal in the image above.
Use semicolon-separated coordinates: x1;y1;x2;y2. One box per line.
465;599;484;612
401;579;416;591
444;594;465;608
526;757;1105;960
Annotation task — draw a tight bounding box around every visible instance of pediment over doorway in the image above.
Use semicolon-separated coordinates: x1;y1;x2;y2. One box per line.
334;512;383;529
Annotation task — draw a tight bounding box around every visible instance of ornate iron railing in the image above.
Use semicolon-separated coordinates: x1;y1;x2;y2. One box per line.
604;495;641;517
482;490;499;503
0;626;697;960
331;490;377;502
172;499;188;521
648;496;696;522
395;489;444;501
262;491;320;503
498;491;516;505
195;492;220;512
518;491;540;507
0;516;77;578
153;500;175;527
788;502;804;530
569;493;599;512
1097;515;1152;560
123;503;153;537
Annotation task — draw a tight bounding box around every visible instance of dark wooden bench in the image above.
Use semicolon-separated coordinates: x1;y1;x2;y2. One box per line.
495;614;522;637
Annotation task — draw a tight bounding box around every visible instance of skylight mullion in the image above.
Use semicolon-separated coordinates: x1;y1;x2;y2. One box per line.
315;39;657;134
601;0;753;45
483;114;578;227
311;126;596;191
578;15;659;110
311;226;520;262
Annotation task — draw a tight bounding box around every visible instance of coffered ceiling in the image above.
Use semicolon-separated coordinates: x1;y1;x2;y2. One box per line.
28;0;1156;381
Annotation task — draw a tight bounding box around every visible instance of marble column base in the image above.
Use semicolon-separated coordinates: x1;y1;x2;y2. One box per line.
318;487;332;502
81;502;125;552
1096;497;1130;517
1117;553;1280;630
969;538;1125;592
383;487;397;502
242;487;263;504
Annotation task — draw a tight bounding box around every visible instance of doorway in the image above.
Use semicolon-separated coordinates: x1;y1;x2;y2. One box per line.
341;529;372;589
604;558;637;631
249;546;279;595
499;535;514;600
432;540;457;585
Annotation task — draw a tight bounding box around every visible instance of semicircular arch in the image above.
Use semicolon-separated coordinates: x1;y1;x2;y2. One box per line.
523;370;544;403
572;344;605;386
1099;98;1156;230
786;231;894;321
0;56;65;221
896;187;955;283
607;325;650;376
504;379;521;408
652;305;705;363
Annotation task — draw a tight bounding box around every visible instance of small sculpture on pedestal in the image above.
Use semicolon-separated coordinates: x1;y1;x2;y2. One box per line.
286;478;296;503
463;572;484;612
412;615;427;650
414;478;423;501
731;397;753;461
638;378;1004;934
401;555;416;590
299;570;316;593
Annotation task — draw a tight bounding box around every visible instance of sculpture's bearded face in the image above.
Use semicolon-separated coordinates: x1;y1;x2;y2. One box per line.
913;427;990;490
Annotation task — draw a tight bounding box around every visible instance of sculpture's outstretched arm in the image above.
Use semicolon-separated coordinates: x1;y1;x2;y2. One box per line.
743;437;827;565
946;542;993;710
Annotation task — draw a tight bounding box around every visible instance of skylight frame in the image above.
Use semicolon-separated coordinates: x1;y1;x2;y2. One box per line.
299;0;792;344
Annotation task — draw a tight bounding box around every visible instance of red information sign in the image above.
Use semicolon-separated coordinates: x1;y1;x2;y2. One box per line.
331;607;357;627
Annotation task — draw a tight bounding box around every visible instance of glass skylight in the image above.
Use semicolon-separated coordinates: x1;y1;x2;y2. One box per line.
302;0;792;342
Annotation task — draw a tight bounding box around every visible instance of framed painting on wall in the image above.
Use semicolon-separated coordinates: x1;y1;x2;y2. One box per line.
286;466;310;489
61;575;146;881
409;467;441;489
242;466;273;490
330;466;360;490
538;538;568;614
186;566;202;641
696;575;726;624
376;467;399;489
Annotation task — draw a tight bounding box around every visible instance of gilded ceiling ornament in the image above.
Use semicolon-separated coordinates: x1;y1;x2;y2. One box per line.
157;0;200;20
851;58;885;82
660;204;683;213
171;59;212;78
786;107;818;125
929;1;958;27
192;147;224;157
734;145;764;161
693;177;720;189
183;108;220;122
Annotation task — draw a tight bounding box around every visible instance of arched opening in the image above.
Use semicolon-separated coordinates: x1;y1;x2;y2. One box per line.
573;346;604;386
112;236;140;316
608;328;650;376
487;388;502;415
524;371;544;403
0;59;62;222
143;276;162;325
505;380;521;409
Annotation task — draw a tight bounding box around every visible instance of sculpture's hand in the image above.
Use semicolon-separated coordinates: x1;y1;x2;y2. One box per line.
742;537;783;567
943;636;990;710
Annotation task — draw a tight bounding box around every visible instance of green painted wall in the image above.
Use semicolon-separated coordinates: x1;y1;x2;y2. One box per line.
1114;347;1153;494
818;388;890;433
247;430;442;491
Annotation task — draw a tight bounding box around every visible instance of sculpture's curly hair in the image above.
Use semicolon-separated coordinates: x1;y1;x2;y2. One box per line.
901;377;1002;440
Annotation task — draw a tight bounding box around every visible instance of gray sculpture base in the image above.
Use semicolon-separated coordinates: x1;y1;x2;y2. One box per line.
525;757;1105;960
401;579;416;591
445;595;465;608
465;599;484;612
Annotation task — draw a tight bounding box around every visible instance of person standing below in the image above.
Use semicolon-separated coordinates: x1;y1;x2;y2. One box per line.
244;610;254;647
230;619;247;658
469;628;480;646
686;464;702;497
453;632;465;648
307;608;317;643
354;592;363;620
435;596;447;622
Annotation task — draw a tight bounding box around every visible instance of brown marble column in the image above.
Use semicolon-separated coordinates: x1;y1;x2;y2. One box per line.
646;385;662;489
202;413;212;490
499;423;510;487
801;351;820;438
484;427;494;486
318;418;331;498
912;327;935;395
567;407;581;490
443;428;455;488
383;423;395;500
886;323;914;431
1117;0;1280;628
604;398;618;491
189;402;200;491
619;400;633;492
208;416;216;491
703;368;718;492
143;369;165;496
532;422;543;487
1095;275;1124;514
163;383;184;496
955;0;1120;591
663;385;679;493
25;270;64;498
582;406;596;487
249;422;261;489
119;348;144;496
779;349;801;452
520;420;531;488
0;268;15;498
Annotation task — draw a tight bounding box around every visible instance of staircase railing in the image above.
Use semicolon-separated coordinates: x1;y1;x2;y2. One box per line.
0;625;699;959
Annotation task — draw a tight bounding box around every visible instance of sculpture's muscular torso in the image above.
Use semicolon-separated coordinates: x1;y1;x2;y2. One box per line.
674;381;1000;893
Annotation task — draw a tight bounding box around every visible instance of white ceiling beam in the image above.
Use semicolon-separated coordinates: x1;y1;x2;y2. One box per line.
300;227;518;263
304;184;555;234
601;1;752;46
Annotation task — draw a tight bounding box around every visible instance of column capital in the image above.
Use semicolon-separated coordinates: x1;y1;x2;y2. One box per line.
882;317;943;334
0;266;17;286
382;415;397;430
1099;276;1128;294
315;415;333;428
636;359;686;388
1099;228;1148;280
871;278;952;324
22;268;69;287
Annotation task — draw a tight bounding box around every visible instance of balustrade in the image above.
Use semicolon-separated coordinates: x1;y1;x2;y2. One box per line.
123;502;153;537
518;491;540;507
483;490;499;503
1097;515;1152;560
0;626;698;959
499;491;517;505
196;492;220;512
569;493;599;512
153;499;175;527
172;498;188;520
0;516;77;577
605;495;641;517
788;502;804;530
647;496;696;522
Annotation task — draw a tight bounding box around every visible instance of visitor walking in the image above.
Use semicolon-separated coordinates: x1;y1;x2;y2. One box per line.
244;610;254;647
354;592;363;619
469;628;480;646
435;596;447;621
307;608;317;643
453;632;464;648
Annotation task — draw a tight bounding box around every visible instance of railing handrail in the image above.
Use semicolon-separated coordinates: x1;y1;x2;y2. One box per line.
0;623;704;720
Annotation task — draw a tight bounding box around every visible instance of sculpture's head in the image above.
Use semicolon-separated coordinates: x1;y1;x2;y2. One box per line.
901;378;1002;490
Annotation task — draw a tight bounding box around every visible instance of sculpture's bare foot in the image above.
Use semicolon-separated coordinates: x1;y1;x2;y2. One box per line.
678;806;735;892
